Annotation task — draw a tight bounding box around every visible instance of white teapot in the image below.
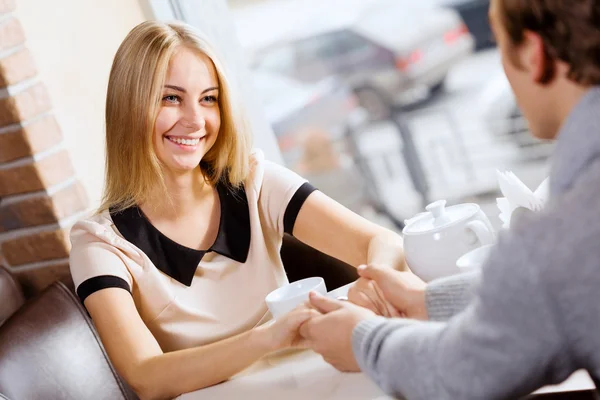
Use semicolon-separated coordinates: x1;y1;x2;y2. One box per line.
402;200;496;282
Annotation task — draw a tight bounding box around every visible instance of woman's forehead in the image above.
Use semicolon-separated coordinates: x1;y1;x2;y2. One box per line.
165;47;218;87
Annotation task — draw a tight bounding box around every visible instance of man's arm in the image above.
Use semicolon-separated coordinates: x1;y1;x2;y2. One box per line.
352;230;573;400
425;269;481;321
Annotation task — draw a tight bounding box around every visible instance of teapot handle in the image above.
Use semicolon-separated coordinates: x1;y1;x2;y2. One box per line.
466;221;495;246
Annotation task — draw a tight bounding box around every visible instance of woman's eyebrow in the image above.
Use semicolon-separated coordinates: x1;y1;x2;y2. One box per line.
164;84;186;93
202;86;219;94
163;85;219;94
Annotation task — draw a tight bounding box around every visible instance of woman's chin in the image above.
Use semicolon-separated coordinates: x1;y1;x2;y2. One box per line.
163;158;204;175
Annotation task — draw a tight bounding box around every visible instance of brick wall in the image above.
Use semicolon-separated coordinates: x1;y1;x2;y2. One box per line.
0;0;89;296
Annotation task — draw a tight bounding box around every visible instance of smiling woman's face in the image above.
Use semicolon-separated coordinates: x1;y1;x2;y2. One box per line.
153;47;221;174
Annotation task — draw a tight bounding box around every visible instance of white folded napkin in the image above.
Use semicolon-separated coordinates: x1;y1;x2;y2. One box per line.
496;170;549;229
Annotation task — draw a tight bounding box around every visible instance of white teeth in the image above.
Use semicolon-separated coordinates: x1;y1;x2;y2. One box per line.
169;137;200;146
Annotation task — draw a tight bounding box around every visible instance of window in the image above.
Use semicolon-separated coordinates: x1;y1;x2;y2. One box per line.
254;46;297;76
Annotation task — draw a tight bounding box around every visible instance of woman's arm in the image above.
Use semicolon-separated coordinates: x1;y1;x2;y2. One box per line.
292;191;405;316
85;288;311;400
292;191;405;270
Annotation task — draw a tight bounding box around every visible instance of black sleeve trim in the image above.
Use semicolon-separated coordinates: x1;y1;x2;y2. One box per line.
76;275;131;304
283;182;318;235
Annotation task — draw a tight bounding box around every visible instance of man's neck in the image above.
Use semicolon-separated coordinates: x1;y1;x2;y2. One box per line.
552;82;591;136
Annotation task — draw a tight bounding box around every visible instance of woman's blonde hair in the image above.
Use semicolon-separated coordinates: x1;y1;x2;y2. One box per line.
100;21;252;213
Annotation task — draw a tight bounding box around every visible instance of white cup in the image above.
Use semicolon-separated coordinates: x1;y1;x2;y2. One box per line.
265;277;327;319
456;244;494;270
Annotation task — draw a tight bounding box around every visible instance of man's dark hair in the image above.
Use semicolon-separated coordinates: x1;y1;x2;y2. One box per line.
500;0;600;85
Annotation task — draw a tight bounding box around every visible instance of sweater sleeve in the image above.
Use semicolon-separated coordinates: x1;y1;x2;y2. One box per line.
425;270;481;321
351;226;574;400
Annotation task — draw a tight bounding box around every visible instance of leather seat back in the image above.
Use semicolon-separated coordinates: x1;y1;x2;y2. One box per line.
0;282;137;400
0;266;24;327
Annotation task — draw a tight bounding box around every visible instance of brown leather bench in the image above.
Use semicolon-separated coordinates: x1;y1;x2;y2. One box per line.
0;266;24;327
0;281;138;400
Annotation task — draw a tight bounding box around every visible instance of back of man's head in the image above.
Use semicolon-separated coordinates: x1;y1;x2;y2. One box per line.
500;0;600;85
491;0;600;139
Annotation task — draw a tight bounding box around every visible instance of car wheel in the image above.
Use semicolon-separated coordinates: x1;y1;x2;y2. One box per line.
354;87;391;121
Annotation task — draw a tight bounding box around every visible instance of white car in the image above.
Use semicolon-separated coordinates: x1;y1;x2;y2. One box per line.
251;0;475;119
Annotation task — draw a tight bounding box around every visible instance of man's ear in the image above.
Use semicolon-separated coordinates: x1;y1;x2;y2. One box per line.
521;30;553;83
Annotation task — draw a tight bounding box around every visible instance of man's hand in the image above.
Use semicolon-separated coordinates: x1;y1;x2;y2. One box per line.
357;264;428;320
300;292;375;372
348;276;402;317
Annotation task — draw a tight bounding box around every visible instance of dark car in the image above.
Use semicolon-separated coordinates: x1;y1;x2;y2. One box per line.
434;0;493;51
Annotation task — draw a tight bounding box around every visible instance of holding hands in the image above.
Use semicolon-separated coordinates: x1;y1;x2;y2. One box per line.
352;264;428;320
295;264;428;372
300;291;374;372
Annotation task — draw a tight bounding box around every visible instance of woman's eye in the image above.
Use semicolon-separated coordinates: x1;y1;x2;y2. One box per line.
202;95;218;104
163;95;180;103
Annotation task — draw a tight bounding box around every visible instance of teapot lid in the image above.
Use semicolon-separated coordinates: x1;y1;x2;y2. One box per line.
403;200;479;234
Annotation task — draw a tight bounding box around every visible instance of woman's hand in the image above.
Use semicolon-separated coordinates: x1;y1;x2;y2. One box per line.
348;274;402;318
258;307;317;352
357;264;428;320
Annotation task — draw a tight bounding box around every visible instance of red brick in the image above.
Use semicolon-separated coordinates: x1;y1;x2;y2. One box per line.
50;181;88;220
14;262;74;297
0;18;25;53
0;126;28;163
22;115;62;154
13;83;52;121
0;115;63;163
0;83;52;128
0;195;55;232
0;0;16;14
0;181;88;232
0;160;44;196
0;150;75;197
2;228;70;266
0;48;37;88
37;150;75;189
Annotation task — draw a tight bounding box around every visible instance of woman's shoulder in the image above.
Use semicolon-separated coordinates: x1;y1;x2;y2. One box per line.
69;210;135;289
244;149;267;195
245;148;306;193
244;149;310;214
69;210;127;253
71;210;112;237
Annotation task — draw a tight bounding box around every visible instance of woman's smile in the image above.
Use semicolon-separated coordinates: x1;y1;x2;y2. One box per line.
165;135;205;151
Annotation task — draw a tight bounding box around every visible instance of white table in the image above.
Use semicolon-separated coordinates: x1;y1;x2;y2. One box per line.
179;349;390;400
179;283;596;399
178;349;595;400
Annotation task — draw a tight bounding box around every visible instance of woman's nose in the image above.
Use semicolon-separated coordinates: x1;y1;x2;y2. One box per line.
181;107;206;131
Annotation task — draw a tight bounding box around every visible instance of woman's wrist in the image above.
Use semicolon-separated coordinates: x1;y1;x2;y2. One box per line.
251;323;278;353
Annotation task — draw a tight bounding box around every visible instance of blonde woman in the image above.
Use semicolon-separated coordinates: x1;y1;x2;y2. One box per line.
69;21;404;399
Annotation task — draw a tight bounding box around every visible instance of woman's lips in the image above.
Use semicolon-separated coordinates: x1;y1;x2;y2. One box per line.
166;135;202;146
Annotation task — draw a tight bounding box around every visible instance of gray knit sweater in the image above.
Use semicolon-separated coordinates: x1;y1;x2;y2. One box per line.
352;87;600;399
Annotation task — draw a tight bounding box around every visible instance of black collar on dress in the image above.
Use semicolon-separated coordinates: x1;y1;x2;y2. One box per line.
110;183;251;287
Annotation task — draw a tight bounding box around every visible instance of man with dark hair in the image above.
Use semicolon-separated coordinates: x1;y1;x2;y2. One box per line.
299;0;600;398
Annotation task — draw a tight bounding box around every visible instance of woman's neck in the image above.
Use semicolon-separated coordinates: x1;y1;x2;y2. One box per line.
144;167;212;219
